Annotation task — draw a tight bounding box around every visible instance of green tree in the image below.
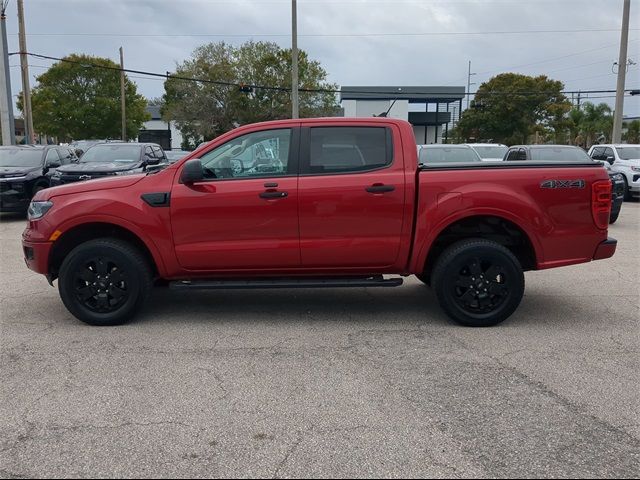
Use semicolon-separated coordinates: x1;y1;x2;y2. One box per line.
18;54;149;141
456;73;571;145
163;41;340;145
623;119;640;143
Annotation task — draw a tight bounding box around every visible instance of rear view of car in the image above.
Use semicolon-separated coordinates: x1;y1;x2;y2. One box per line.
418;144;483;164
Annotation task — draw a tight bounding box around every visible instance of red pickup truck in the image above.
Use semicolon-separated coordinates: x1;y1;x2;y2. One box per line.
22;118;616;327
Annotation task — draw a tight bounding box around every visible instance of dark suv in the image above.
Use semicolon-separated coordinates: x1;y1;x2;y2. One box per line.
504;145;625;223
51;143;167;186
0;145;78;213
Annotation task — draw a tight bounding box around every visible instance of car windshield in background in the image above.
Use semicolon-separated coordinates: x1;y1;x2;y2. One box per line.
81;145;142;163
472;146;507;159
0;149;43;167
419;147;480;163
529;147;591;162
615;146;640;160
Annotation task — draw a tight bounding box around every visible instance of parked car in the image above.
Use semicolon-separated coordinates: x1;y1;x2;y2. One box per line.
165;150;191;164
50;142;168;186
466;143;508;161
23;118;616;328
0;145;77;213
588;144;640;200
504;145;624;223
417;144;482;164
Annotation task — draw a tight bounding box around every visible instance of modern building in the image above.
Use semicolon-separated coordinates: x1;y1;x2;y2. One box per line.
340;86;466;144
138;105;183;151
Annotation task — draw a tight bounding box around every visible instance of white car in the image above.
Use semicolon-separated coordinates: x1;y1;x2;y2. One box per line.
588;144;640;199
417;144;482;164
466;143;508;162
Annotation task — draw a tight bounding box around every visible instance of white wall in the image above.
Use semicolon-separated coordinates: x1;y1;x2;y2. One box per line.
341;99;409;121
413;125;438;145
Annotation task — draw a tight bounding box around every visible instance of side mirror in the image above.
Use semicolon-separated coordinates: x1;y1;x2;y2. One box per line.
606;156;614;164
180;159;204;184
145;156;160;166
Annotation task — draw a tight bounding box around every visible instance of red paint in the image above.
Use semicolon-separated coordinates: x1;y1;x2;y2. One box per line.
23;117;615;280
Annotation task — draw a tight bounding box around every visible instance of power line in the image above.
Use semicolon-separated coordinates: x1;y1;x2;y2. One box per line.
8;28;639;38
11;51;640;98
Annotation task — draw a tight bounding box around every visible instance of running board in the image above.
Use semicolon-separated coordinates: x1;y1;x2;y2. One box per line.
169;276;403;290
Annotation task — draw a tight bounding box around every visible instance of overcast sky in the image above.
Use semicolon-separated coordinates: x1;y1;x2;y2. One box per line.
4;0;640;117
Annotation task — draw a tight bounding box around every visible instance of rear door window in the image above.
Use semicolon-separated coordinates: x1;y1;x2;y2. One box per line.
305;127;392;174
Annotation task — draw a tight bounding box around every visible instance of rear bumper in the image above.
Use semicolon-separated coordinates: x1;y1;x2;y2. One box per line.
593;237;617;261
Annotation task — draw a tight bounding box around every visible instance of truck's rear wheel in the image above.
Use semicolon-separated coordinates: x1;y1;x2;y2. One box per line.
432;239;524;327
58;238;152;326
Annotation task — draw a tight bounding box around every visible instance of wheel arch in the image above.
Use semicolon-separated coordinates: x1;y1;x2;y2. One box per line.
416;214;539;284
48;220;165;281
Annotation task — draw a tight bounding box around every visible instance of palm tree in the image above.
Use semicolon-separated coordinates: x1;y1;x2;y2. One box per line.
622;120;640;143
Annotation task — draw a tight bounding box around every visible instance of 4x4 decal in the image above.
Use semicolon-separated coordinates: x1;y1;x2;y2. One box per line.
540;179;585;189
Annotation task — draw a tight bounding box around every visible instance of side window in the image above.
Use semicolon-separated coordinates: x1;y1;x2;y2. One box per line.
45;149;60;165
57;147;71;164
144;146;154;160
506;148;526;161
591;147;605;160
308;127;391;174
199;128;292;180
603;147;615;161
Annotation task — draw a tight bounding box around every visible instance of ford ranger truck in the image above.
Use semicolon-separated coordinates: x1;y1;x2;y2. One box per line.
22;118;617;327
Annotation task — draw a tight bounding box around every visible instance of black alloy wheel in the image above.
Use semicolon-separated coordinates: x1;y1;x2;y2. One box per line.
432;239;525;327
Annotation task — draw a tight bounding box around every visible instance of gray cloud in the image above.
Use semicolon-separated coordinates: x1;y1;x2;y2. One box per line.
4;0;639;116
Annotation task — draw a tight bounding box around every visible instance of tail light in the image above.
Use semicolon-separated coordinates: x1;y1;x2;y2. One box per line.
591;180;612;230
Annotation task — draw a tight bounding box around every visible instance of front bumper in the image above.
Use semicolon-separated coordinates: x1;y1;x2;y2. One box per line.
22;237;52;275
593;237;617;261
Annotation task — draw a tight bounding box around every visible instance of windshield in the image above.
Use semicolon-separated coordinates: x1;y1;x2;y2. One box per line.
472;145;507;159
419;147;480;163
81;145;142;163
615;146;640;160
0;149;43;167
530;147;591;162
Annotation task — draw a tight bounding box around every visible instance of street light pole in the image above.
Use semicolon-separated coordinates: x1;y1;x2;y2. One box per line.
612;0;630;143
17;0;33;144
291;0;299;119
0;1;15;145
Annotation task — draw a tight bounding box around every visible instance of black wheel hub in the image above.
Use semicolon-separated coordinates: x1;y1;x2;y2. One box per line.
73;257;129;313
452;257;509;314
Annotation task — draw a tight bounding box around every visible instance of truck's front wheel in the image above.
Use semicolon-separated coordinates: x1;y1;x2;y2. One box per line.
58;239;153;326
432;239;524;327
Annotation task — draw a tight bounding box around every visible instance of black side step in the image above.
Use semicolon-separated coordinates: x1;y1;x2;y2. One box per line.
169;275;403;290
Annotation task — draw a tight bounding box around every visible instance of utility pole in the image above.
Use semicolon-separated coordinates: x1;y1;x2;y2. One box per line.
120;46;126;141
0;1;15;145
466;60;476;110
291;0;299;119
612;0;630;143
17;0;33;144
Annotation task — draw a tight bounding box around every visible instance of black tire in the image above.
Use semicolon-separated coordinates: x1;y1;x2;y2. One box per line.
609;209;620;224
58;238;153;326
432;239;524;327
415;273;431;286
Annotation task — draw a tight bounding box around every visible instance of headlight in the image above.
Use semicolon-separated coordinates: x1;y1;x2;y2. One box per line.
631;166;640;172
51;170;62;178
27;200;53;220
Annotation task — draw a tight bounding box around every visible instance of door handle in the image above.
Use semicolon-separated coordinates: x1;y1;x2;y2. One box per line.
366;184;395;194
259;190;288;199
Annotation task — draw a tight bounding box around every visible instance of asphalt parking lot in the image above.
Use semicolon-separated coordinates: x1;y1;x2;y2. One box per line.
1;204;639;478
